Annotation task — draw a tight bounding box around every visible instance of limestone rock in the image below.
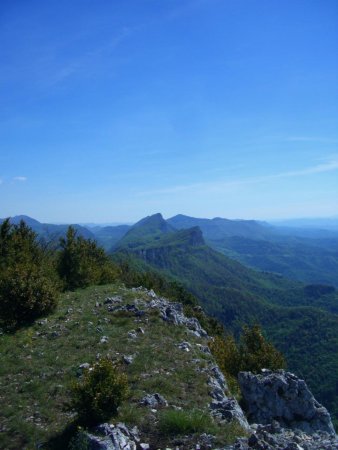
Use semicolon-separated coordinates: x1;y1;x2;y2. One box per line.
85;423;140;450
238;370;336;435
223;424;338;449
140;393;168;408
207;366;250;431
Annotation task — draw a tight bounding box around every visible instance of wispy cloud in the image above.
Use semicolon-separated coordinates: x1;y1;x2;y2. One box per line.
274;160;338;178
285;136;338;144
139;158;338;196
13;176;27;182
47;27;134;86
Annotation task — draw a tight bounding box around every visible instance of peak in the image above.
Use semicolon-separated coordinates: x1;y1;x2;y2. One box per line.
133;213;176;234
10;215;42;226
135;213;165;226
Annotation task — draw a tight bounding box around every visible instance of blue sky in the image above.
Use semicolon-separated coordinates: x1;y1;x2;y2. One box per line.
1;0;337;223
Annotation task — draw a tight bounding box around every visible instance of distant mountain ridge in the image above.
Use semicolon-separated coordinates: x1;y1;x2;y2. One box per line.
168;214;274;240
167;214;338;287
3;213;338;286
0;215;95;243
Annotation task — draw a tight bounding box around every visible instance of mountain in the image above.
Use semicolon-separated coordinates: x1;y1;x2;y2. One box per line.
0;215;95;243
168;214;274;240
168;214;338;287
114;214;338;421
116;213;176;250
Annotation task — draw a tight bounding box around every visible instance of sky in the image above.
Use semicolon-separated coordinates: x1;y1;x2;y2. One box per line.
1;0;338;223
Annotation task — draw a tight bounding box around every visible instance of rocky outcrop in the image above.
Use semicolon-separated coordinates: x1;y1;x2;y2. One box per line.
238;369;336;435
139;393;168;408
208;364;251;432
87;288;337;449
85;423;140;450
226;422;338;450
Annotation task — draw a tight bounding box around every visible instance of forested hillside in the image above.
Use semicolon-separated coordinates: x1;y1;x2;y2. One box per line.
168;214;338;287
115;214;338;422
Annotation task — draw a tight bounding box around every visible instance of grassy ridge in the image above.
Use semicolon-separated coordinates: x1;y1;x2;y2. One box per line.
0;284;244;449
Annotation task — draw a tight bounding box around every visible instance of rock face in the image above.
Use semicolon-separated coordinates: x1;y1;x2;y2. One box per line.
208;364;251;432
238;370;336;435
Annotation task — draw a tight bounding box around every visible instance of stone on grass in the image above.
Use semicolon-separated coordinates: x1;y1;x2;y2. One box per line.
140;393;168;408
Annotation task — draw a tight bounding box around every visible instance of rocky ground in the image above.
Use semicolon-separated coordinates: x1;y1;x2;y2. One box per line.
1;283;337;449
80;287;337;450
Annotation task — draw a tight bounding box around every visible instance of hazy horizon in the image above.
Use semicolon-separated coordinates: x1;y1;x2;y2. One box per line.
3;211;338;228
1;1;337;223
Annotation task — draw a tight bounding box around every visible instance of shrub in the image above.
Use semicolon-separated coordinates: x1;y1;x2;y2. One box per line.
0;265;59;328
0;219;60;329
70;358;129;426
209;325;286;392
240;324;286;373
209;334;241;396
68;428;89;450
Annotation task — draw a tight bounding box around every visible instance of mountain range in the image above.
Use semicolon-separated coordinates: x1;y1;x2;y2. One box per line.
4;213;338;287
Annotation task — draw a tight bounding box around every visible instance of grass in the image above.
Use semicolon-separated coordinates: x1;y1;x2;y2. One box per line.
158;408;217;435
0;283;246;449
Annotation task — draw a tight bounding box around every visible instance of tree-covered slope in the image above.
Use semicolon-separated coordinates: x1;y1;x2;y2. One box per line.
114;214;338;421
168;214;338;287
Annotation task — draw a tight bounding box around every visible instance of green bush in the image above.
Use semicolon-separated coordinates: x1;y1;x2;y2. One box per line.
0;219;60;329
0;265;59;328
209;325;286;390
70;358;129;426
239;324;286;373
58;227;119;290
68;428;89;450
158;409;216;435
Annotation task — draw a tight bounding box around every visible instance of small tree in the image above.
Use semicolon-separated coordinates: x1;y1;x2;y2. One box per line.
0;219;59;328
239;324;286;373
57;227;118;290
70;358;129;426
209;324;286;393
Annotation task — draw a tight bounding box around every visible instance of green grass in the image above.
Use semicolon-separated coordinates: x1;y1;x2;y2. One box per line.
158;408;217;435
0;283;245;449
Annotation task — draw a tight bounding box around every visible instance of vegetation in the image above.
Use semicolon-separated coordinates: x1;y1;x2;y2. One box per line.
210;325;286;395
210;235;338;288
0;219;59;329
209;325;286;399
238;325;286;373
57;226;118;290
167;213;338;288
1;215;337;447
158;409;217;435
0;284;244;449
70;358;128;426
